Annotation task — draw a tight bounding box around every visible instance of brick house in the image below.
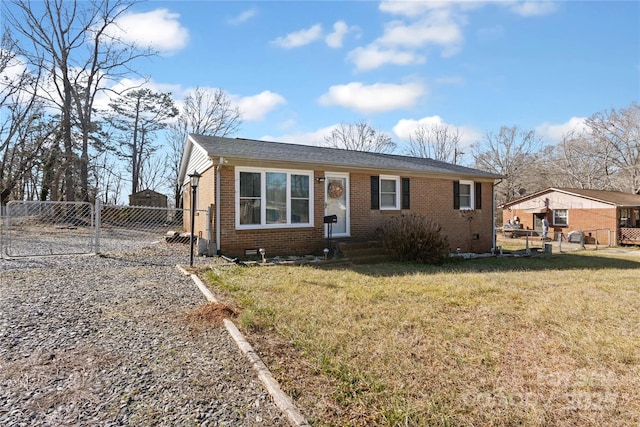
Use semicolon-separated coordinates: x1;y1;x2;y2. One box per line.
501;188;640;245
178;134;502;258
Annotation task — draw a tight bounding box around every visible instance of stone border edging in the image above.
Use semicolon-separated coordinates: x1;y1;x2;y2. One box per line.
176;265;310;427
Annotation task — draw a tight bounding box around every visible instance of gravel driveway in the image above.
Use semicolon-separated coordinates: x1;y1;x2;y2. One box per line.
0;244;288;426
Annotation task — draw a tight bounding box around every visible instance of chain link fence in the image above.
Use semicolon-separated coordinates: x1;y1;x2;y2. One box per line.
2;200;209;258
495;227;614;254
2;201;94;257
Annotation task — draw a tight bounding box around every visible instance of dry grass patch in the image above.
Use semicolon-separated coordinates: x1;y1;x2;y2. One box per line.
183;302;238;334
203;252;640;426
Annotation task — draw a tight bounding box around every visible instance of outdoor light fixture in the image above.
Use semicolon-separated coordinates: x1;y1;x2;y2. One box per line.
316;177;325;183
323;248;329;260
259;248;266;263
190;170;201;188
188;171;201;267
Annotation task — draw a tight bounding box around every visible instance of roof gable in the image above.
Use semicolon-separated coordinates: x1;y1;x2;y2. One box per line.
503;187;640;208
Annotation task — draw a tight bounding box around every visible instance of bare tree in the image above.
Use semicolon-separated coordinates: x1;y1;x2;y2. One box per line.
139;153;168;196
166;87;243;207
0;31;56;205
585;102;640;194
179;87;243;137
548;130;614;190
405;123;463;163
324;121;396;153
106;88;178;195
472;125;543;204
6;0;153;202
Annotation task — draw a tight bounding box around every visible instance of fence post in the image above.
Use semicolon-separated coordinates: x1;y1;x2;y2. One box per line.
558;231;562;253
95;199;101;254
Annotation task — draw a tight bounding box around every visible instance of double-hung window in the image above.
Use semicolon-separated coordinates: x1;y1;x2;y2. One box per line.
454;180;476;210
379;175;400;210
237;168;313;228
458;181;473;209
553;209;568;226
371;176;410;210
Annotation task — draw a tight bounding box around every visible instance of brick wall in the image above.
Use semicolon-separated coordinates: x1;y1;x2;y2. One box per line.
193;166;496;257
504;207;618;239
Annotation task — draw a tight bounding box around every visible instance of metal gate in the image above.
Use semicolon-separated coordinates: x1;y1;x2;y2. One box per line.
95;203;196;254
2;201;95;257
2;200;208;258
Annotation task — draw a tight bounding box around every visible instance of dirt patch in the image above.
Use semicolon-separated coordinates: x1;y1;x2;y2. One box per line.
183;302;239;334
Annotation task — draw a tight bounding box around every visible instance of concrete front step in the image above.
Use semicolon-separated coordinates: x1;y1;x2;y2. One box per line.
336;240;392;264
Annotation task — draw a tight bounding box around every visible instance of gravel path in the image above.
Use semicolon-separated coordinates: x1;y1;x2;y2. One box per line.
0;244;288;426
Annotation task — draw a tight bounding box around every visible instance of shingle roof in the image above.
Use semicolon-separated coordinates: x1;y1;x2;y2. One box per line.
553;188;640;206
189;134;502;180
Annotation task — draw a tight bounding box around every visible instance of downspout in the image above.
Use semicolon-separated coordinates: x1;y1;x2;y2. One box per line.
216;157;224;255
493;179;503;253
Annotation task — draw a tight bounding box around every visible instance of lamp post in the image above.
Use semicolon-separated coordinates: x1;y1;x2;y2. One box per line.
188;171;201;267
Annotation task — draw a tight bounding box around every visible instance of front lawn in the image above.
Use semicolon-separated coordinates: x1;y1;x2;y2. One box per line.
203;251;640;426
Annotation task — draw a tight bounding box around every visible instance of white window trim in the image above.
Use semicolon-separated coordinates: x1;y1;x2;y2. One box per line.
459;180;474;210
379;175;400;210
553;209;568;226
235;166;314;230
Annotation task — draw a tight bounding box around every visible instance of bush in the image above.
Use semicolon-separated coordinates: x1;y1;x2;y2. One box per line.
380;214;449;264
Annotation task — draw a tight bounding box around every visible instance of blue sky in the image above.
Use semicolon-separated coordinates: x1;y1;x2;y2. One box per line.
10;0;640;154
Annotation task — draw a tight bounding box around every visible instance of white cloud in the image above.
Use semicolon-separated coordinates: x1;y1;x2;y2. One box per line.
228;8;258;25
0;50;28;83
536;117;588;142
271;24;323;48
318;81;425;114
234;90;286;121
92;77;184;113
348;6;464;70
352;0;557;71
379;1;449;17
108;9;189;54
378;11;463;51
392;115;482;147
393;115;446;139
262;125;337;146
325;21;351;48
347;45;425;71
509;1;557;17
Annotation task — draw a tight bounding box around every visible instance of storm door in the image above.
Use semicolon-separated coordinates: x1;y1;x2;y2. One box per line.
324;173;349;237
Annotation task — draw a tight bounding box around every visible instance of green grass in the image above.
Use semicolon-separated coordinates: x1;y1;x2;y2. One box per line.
203;251;640;426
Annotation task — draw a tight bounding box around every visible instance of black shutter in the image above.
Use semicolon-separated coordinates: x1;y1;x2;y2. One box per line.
475;182;482;209
371;176;380;209
401;178;410;209
453;181;460;210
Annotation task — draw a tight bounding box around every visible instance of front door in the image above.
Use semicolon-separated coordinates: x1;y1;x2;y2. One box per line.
325;173;349;237
534;214;543;232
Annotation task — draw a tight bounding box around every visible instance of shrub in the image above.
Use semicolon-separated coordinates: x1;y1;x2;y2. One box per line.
380;213;449;264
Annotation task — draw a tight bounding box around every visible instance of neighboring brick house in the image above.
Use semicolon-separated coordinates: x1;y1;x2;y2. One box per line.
178;134;502;258
501;188;640;245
